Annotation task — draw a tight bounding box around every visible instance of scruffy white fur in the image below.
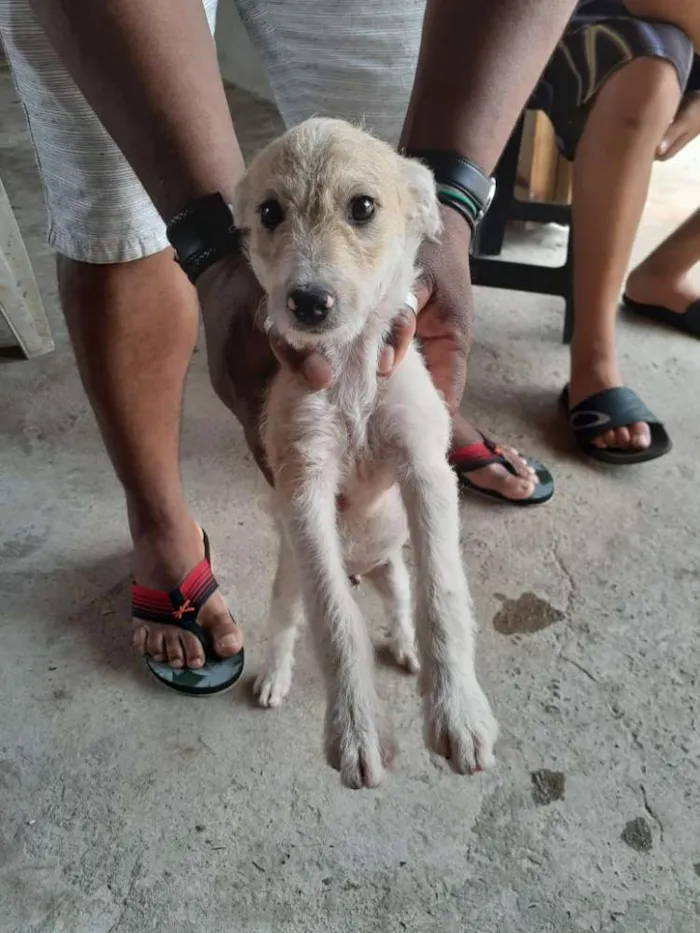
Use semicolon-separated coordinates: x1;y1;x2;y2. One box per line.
235;118;497;788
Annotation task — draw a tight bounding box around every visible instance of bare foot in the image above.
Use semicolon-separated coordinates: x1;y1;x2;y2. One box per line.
451;414;536;501
568;356;650;452
626;266;700;315
131;516;243;669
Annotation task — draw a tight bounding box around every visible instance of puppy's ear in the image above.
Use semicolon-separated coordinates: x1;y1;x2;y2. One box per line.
233;174;252;232
400;156;442;242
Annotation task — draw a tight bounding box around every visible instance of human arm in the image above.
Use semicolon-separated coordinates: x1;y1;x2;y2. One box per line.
400;0;578;410
27;0;244;217
402;0;576;172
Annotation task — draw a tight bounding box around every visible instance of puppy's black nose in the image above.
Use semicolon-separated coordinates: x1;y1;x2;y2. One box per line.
287;285;335;326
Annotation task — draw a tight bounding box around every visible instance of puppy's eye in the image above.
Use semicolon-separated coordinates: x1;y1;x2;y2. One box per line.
259;199;285;230
349;195;376;225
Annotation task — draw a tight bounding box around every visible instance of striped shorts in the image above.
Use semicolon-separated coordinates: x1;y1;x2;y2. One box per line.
536;15;698;159
0;0;426;263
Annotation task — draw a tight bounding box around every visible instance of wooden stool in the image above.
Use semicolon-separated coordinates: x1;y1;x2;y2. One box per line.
470;112;575;344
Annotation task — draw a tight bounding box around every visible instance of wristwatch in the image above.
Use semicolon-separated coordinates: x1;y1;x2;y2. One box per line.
405;149;496;234
166;193;241;285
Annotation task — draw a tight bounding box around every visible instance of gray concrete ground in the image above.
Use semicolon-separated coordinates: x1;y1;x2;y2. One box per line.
1;63;700;933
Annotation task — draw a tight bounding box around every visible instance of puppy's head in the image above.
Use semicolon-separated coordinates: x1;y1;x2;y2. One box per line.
235;118;440;347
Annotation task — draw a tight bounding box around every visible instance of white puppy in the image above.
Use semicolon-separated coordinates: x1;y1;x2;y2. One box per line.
236;118;497;788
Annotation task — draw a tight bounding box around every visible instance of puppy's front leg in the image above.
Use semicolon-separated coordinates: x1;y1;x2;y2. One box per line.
276;467;394;788
255;535;304;708
398;453;498;773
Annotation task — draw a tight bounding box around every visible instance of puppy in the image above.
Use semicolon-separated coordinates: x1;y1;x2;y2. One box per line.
235;118;497;788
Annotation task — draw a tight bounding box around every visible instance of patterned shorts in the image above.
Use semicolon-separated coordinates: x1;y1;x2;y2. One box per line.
0;0;425;263
536;16;698;160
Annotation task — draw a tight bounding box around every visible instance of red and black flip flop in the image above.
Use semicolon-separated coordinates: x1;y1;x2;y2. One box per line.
131;530;244;696
448;436;554;506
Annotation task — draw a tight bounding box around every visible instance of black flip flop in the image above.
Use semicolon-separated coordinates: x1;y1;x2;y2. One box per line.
132;530;245;696
448;436;554;506
561;385;672;465
623;295;700;338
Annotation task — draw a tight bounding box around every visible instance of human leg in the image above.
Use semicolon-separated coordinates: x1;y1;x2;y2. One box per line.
2;0;242;671
568;56;683;450
626;207;700;315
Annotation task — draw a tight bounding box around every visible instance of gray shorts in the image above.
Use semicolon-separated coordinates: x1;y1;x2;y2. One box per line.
0;0;425;263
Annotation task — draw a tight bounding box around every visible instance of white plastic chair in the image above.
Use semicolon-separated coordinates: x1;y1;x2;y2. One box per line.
0;178;54;358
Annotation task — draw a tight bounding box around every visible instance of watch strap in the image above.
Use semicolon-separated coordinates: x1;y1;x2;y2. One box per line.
405;149;495;232
166;193;240;285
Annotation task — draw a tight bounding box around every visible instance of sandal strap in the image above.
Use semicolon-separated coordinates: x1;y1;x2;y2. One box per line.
567;386;660;445
448;440;503;473
132;557;219;638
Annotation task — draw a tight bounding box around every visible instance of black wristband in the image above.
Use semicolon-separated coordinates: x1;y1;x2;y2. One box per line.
404;149;496;233
166;193;241;285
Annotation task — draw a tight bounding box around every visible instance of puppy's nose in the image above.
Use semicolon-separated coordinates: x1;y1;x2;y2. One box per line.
287;285;335;326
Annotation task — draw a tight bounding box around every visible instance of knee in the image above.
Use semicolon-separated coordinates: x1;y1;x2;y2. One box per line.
600;56;684;137
56;248;178;304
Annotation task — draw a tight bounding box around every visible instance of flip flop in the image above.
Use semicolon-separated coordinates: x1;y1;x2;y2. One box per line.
623;295;700;338
132;530;245;696
448;436;554;506
561;385;672;465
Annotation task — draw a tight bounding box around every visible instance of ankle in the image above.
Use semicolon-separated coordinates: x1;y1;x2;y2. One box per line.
627;261;667;290
127;497;194;545
569;344;621;392
570;337;617;371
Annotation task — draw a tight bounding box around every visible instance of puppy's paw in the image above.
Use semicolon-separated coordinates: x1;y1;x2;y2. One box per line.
325;696;396;789
391;638;421;675
254;660;293;709
424;670;498;774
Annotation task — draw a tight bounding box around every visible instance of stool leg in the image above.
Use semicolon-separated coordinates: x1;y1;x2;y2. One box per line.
562;220;574;344
473;118;524;257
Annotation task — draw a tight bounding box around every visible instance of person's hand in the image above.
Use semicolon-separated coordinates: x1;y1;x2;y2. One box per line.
412;205;473;414
657;91;700;161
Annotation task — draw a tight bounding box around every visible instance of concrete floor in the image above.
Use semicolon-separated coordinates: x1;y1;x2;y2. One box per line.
2;62;700;933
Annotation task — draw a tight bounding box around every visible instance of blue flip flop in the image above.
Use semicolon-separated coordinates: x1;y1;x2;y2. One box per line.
623;295;700;338
561;385;672;465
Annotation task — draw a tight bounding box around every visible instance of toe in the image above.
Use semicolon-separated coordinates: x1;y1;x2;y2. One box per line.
181;631;205;669
195;592;244;658
614;426;631;448
630;421;651;450
209;616;244;658
499;445;533;480
132;625;148;655
145;628;165;662
164;631;185;669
